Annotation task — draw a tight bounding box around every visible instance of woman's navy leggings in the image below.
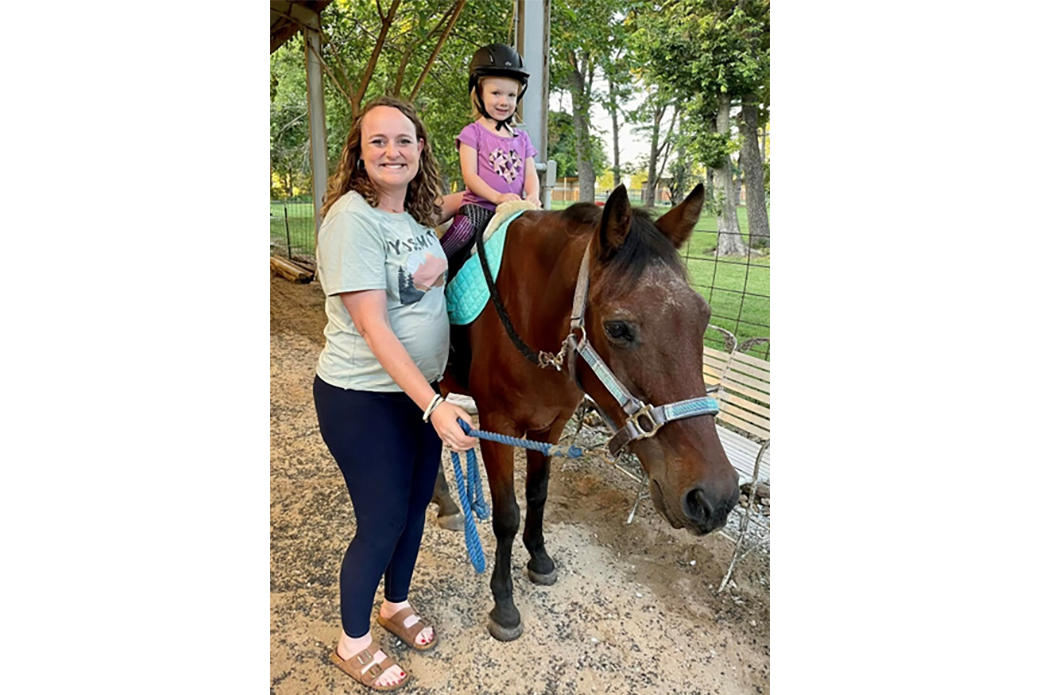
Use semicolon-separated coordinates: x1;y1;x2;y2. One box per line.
312;375;442;638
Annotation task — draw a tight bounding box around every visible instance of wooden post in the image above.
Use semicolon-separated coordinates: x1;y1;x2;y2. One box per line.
304;25;328;250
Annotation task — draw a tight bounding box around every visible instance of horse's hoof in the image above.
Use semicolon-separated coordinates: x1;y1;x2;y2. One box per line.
436;512;465;532
488;616;524;642
527;566;558;585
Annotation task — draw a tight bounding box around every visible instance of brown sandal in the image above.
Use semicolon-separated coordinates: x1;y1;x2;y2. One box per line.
377;606;439;651
329;643;411;692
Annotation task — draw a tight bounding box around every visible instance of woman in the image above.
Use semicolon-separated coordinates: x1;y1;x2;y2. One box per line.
313;95;478;692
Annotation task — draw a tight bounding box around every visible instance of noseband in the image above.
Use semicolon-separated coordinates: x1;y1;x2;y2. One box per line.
563;244;719;458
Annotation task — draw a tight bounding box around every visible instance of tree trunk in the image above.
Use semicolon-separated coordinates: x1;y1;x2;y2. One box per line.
608;76;622;189
645;104;663;207
740;101;770;249
567;52;596;202
668;124;689;206
714;94;747;257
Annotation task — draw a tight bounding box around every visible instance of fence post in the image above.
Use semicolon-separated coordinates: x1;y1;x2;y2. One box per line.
282;201;292;261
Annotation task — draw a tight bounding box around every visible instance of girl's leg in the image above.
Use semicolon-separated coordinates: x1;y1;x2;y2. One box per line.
442;205;496;281
439;212;475;261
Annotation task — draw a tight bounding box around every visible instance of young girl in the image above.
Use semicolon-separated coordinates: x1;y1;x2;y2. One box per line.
440;43;541;280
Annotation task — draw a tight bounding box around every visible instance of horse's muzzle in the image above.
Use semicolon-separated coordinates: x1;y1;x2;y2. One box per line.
679;485;733;534
647;464;739;534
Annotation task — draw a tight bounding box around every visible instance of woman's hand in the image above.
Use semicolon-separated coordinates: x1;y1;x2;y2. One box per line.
430;402;479;452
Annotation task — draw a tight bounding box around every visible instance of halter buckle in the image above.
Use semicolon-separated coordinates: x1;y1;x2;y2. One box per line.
627;404;664;441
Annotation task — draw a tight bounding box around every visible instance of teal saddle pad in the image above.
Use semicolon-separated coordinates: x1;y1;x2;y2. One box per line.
445;210;526;326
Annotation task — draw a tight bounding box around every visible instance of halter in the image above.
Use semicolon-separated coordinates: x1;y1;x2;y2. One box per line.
563;244;720;458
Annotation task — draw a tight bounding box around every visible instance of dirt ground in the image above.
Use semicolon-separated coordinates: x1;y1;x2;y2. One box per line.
270;274;770;695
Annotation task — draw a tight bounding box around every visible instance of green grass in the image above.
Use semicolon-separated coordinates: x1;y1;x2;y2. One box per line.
270;198;769;358
270;200;317;260
674;205;770;354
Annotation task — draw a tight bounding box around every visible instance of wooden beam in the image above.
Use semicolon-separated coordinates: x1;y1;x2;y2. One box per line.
270;256;313;284
271;1;331;53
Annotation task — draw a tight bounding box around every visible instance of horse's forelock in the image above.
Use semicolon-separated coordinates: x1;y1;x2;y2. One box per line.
601;209;685;289
555;203;684;287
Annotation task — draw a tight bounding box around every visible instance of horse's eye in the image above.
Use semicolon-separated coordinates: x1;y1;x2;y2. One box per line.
604;320;637;345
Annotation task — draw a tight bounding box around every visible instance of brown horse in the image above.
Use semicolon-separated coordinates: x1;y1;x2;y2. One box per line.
441;184;740;641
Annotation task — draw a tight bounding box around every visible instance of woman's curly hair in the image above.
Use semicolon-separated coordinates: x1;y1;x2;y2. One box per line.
320;96;442;227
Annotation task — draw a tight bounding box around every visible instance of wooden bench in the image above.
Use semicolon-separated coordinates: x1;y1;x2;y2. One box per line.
703;324;738;395
715;337;770;592
716;338;770;486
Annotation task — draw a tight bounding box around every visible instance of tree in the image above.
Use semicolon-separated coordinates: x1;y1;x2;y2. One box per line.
629;168;649;190
666;120;703;206
602;19;637;190
272;0;512;195
712;94;745;255
740;100;769;248
546;110;608;180
640;0;769;256
551;0;626;202
629;87;678;207
313;1;468;120
271;37;312;199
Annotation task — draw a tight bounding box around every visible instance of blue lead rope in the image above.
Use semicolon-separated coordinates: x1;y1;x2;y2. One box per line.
447;418;584;573
448;442;490;574
457;420;584;459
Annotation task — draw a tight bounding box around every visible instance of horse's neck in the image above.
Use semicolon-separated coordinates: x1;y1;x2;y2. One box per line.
512;217;592;329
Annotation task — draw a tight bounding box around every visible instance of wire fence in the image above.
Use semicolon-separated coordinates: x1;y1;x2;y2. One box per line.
685;226;770;362
270;198;317;266
270;191;769;359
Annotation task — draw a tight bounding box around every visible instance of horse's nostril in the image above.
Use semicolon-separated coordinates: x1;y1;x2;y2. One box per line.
683;487;713;524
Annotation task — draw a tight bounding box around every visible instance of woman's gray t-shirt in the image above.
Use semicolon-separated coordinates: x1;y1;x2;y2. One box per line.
315;190;449;392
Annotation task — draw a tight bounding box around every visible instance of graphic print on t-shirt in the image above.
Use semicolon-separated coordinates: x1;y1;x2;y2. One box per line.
488;148;523;183
397;248;447;305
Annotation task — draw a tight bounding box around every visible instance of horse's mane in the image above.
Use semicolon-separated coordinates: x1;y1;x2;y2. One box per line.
558;203;686;289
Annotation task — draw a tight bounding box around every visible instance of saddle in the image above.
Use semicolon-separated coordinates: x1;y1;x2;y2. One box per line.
445;200;537;389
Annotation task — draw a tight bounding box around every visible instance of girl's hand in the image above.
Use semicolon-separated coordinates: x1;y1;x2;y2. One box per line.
430;402;479;452
495;192;522;205
527;197;541;209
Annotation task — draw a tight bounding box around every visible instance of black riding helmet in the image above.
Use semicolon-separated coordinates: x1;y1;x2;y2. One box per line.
469;43;529;131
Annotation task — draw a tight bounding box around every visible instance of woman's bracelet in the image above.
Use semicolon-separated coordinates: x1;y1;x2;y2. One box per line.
422;394;445;423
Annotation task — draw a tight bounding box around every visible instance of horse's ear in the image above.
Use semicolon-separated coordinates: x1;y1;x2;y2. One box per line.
655;183;705;248
596;185;632;259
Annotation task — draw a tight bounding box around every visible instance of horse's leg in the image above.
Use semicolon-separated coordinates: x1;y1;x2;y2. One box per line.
522;417;569;585
481;433;524;641
430;462;464;532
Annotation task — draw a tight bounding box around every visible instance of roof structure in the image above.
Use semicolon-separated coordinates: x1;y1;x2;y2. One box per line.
270;1;332;54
